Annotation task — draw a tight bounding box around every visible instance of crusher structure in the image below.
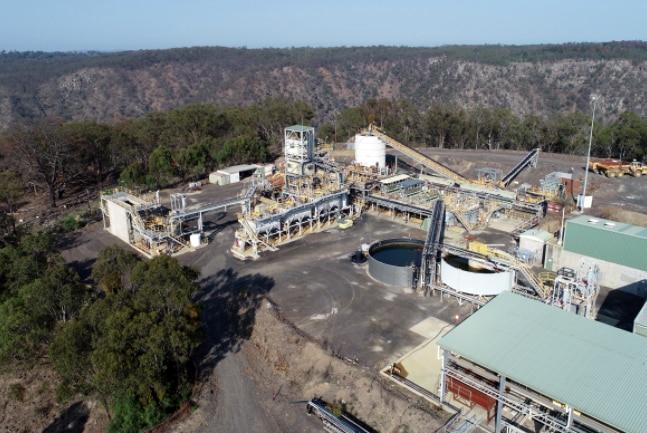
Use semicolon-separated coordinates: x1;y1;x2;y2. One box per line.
231;125;354;259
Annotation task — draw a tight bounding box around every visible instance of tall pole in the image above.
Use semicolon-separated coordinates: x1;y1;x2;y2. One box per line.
580;96;597;212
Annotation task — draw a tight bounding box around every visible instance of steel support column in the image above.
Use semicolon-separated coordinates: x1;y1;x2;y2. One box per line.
495;375;506;432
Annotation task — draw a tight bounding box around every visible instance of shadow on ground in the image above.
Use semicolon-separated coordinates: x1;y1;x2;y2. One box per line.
596;289;644;331
194;267;275;380
42;401;89;433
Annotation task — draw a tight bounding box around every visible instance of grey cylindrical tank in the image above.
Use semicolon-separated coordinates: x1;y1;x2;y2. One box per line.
367;239;424;287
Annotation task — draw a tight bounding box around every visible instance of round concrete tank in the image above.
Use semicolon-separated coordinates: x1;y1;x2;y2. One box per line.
355;134;386;170
368;239;423;287
440;255;514;296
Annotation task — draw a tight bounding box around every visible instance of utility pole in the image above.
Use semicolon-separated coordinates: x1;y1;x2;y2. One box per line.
580;95;597;213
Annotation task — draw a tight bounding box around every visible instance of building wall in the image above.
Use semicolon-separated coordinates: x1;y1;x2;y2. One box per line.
106;201;131;244
518;237;547;265
545;243;647;289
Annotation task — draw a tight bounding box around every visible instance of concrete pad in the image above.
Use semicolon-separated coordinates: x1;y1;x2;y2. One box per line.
384;317;454;396
399;339;443;393
409;316;454;339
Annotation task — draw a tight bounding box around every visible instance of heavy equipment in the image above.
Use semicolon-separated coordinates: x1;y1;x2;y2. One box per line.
589;158;647;177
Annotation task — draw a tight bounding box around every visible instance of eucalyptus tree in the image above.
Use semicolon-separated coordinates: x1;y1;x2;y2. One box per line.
7;118;72;207
51;249;202;432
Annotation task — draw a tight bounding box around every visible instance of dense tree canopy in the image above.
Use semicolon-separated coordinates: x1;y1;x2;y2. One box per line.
0;222;202;433
51;248;202;432
0;232;86;364
1;97;646;201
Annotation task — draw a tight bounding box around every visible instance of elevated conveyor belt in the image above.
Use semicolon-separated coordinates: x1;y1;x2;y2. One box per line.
362;124;470;185
306;399;372;433
452;210;473;233
500;148;540;187
420;199;445;289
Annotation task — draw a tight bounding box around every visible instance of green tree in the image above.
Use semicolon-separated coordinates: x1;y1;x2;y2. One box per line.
0;232;85;364
555;112;590;155
91;245;139;294
118;161;146;189
605;111;647;161
0;171;23;240
148;145;174;188
336;107;364;141
7;118;71;207
51;250;202;432
63;120;114;186
175;141;209;180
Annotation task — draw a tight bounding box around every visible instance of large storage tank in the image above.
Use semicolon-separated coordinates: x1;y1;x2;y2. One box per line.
367;239;423;287
355;134;386;170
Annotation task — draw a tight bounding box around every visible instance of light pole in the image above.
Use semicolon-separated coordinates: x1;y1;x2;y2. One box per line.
580;96;597;213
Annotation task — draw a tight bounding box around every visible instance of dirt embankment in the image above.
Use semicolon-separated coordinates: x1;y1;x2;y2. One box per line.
172;299;449;433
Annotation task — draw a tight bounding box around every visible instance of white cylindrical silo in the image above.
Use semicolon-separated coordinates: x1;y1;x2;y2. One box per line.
355;134;386;169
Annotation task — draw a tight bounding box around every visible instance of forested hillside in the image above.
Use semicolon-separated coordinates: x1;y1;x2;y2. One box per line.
1;42;647;433
1;42;646;131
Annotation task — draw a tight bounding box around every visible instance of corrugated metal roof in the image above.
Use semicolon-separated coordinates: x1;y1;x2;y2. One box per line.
286;125;313;132
400;179;422;188
567;214;647;238
219;164;260;174
438;291;647;433
380;174;410;185
564;215;647;272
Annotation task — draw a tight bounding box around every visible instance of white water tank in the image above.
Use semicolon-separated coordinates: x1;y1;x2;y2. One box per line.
355;134;386;169
190;233;201;248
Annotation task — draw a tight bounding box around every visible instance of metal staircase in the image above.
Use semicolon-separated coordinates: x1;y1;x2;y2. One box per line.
515;262;550;299
452;210;474;232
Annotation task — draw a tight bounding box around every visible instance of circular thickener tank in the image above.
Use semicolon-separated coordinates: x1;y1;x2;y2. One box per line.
368;239;423;287
355;134;386;169
440;255;514;296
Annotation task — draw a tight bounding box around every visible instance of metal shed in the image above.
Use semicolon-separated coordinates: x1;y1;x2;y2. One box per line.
518;228;553;266
563;215;647;272
438;291;647;433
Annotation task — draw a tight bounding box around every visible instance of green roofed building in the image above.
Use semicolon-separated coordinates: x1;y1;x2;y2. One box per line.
437;291;647;433
545;215;647;288
563;215;647;272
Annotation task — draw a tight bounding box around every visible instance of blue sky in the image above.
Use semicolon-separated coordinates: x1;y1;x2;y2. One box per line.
1;0;644;52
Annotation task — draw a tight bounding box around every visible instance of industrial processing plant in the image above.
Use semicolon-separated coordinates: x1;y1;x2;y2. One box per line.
99;124;647;433
100;123;597;306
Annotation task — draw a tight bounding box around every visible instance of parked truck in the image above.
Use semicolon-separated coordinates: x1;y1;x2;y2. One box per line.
588;158;647;177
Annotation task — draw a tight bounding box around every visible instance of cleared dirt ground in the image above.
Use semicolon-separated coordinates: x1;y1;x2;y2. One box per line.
3;148;647;433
